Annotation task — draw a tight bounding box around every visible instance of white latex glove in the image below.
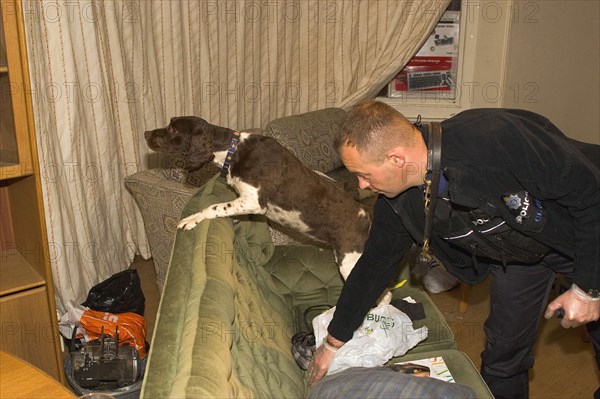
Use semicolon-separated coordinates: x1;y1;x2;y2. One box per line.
307;335;343;387
545;284;600;328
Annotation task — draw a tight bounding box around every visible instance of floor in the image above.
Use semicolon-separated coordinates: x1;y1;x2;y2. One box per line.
428;277;599;399
132;256;599;398
130;257;161;344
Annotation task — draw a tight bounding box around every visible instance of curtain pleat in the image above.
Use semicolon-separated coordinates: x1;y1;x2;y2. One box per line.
22;0;448;311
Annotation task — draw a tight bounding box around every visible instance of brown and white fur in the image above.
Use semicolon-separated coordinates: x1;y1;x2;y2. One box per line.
144;116;376;283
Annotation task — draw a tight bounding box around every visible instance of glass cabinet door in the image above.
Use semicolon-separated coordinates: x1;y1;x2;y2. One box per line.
0;2;33;179
0;10;20;167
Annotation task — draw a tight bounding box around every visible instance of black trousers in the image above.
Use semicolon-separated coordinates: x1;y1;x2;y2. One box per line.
480;252;600;399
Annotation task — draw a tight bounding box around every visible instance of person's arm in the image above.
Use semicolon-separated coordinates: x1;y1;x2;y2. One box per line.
330;196;412;340
543;150;600;327
540;134;600;326
308;197;412;386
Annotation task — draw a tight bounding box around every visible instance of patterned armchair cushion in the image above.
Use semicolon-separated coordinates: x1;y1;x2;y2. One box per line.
161;153;221;187
264;108;347;174
124;169;204;291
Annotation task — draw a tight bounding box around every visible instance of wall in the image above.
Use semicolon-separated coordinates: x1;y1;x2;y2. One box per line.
502;1;599;144
382;1;516;120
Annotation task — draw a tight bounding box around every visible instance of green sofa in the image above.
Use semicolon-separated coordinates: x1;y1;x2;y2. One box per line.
140;175;493;398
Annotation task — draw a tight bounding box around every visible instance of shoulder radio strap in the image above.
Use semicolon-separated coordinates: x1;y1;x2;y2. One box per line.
413;122;443;278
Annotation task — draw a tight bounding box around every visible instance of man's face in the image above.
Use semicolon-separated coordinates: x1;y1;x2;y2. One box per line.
340;144;415;198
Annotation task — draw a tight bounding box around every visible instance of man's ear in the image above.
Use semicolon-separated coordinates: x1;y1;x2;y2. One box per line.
386;148;406;168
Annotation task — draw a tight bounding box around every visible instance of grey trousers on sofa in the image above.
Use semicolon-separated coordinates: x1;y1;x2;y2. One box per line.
309;367;476;399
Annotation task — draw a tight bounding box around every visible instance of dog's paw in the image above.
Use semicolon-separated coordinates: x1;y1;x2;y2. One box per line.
177;219;197;230
177;214;204;230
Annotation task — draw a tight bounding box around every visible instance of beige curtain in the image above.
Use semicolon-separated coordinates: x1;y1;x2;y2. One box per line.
22;0;449;312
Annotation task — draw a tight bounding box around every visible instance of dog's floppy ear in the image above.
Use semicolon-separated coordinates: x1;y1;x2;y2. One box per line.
205;123;235;138
185;134;215;171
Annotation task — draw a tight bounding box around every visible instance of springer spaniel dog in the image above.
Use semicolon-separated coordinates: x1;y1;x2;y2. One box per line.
144;116;372;282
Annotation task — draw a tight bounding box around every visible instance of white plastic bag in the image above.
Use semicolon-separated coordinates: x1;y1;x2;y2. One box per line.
313;304;428;375
59;300;88;340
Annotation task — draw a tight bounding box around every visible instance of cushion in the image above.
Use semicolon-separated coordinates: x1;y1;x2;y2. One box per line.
393;278;457;353
264;108;347;174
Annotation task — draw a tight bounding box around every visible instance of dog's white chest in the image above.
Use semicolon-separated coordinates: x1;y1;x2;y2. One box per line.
213;150;227;168
224;169;311;236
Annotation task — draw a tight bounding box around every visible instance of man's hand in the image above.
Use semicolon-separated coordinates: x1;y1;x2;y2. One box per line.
545;284;600;328
307;335;344;387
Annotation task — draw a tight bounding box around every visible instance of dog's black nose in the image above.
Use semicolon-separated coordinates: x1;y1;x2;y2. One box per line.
144;131;152;140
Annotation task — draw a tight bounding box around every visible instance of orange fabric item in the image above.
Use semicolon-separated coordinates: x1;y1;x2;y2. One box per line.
80;310;147;358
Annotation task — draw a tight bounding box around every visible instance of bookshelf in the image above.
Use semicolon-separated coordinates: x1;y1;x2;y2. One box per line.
0;0;63;381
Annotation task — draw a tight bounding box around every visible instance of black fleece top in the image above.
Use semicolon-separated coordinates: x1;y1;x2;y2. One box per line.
328;108;600;342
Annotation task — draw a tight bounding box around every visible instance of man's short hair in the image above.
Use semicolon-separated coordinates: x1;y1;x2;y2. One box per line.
335;100;418;162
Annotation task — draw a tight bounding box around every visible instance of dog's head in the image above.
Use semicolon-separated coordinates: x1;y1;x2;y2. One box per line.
144;116;226;171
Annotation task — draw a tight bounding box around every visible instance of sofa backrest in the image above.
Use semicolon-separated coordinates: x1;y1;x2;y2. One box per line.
142;176;307;398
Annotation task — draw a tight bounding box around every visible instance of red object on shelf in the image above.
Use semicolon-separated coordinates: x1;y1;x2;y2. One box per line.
393;56;454;92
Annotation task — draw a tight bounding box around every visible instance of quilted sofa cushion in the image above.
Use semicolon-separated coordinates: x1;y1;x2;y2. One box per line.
265;245;344;332
141;176;307;398
264;108;347;174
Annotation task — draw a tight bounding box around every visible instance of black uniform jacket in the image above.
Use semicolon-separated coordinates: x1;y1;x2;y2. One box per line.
328;108;600;342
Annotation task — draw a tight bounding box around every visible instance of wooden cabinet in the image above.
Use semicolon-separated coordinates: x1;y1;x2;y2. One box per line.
0;0;63;381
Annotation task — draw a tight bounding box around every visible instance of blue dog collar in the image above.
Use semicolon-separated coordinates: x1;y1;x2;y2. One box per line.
221;131;241;176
